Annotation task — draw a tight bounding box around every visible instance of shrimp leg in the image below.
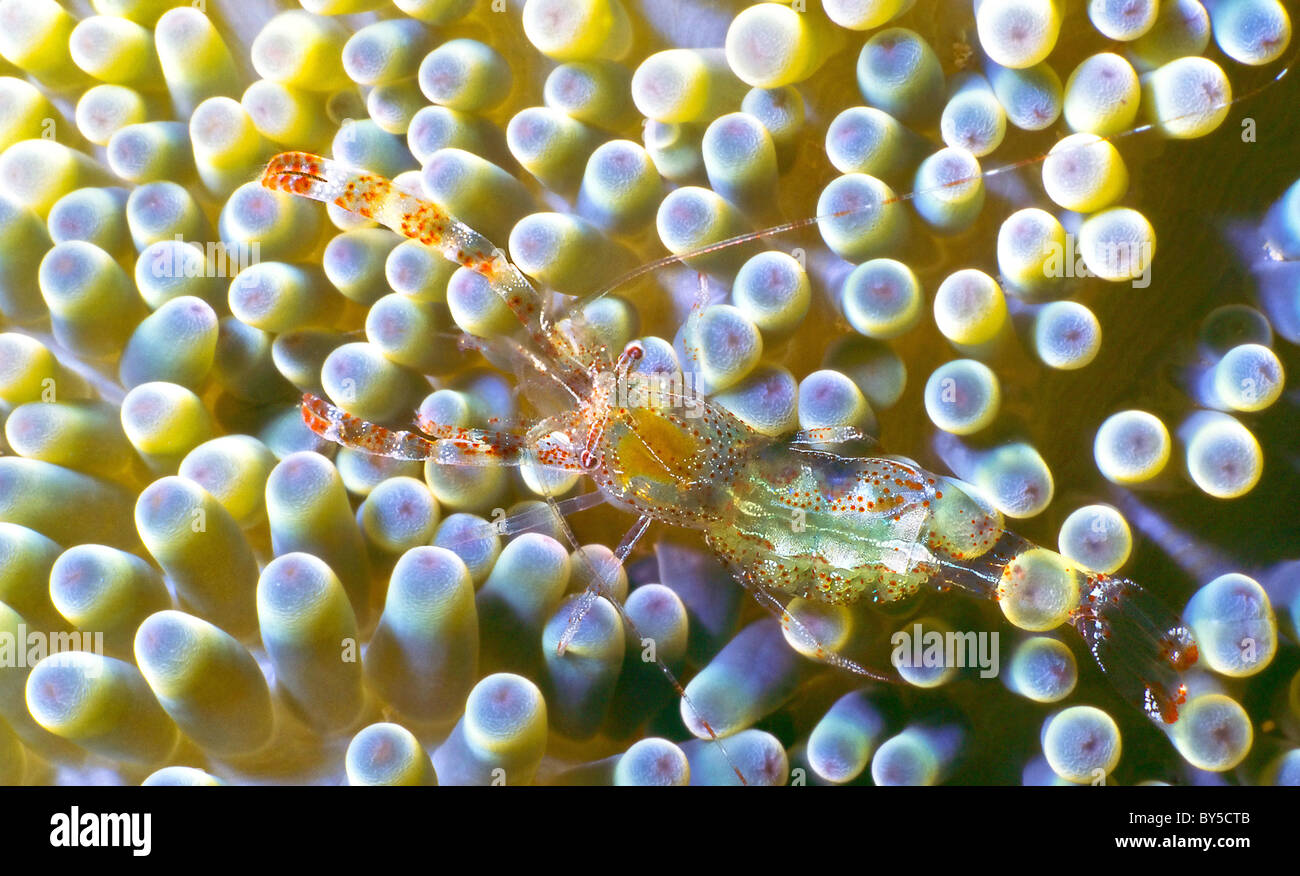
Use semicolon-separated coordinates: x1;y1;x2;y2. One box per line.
519;444;749;782
790;426;869;445
261;153;588;387
556;513;652;656
742;576;898;684
300;392;529;465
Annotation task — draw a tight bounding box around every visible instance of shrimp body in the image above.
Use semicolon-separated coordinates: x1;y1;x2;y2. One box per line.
576;377;1001;606
706;447;990;606
261;152;1197;724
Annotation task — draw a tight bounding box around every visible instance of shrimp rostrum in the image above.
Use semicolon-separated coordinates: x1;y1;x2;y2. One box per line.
262;151;1198;727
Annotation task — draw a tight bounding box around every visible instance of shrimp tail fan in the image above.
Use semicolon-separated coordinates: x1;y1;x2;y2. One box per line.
930;528;1198;725
1067;574;1198;725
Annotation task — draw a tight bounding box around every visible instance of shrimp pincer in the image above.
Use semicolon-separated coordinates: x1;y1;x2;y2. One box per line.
263;152;591;391
260;151;1200;726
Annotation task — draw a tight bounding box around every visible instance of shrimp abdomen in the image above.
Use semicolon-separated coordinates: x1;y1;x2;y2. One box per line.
706;446;947;604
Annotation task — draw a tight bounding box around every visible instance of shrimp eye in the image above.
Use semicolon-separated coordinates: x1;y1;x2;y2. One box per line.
617;342;644;371
579;449;599;470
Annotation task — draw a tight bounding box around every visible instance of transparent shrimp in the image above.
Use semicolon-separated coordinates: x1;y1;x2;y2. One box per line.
257;49;1294;730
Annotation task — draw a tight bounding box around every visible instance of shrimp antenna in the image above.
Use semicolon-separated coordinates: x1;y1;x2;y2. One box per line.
560;47;1300;318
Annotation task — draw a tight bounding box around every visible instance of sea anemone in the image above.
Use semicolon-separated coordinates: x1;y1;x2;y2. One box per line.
0;0;1297;788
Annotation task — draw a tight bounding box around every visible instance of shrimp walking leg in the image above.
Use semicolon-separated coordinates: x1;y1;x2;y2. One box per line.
744;577;897;683
524;454;748;781
557;514;652;656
